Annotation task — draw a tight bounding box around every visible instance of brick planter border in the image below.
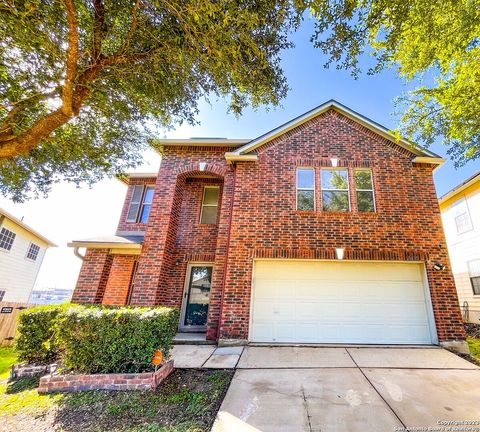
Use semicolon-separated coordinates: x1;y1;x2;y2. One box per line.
38;360;174;393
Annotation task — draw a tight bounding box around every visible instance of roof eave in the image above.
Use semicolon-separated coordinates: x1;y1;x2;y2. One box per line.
230;100;441;159
67;241;142;249
0;208;57;247
438;172;480;204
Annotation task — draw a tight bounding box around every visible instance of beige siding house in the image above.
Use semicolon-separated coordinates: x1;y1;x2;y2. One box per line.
0;208;56;303
439;172;480;324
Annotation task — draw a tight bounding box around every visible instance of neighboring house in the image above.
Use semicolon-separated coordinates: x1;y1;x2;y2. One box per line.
30;288;73;305
0;208;56;303
69;100;467;351
439;172;480;324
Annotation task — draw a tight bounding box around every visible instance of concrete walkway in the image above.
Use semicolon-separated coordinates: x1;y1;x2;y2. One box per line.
170;345;244;369
203;346;480;432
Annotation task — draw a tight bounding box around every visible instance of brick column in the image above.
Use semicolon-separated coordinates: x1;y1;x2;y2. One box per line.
102;255;137;306
72;249;113;304
129;168;182;306
207;169;234;340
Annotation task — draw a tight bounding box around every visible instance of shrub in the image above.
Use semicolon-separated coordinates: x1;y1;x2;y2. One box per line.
15;304;68;364
55;305;179;374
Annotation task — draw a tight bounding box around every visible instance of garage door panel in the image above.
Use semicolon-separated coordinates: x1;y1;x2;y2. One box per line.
251;261;433;344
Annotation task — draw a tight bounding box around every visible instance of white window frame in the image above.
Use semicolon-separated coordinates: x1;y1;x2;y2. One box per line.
139;186;155;223
0;227;16;252
199;186;220;224
296;167;316;211
468;259;480;296
452;198;473;234
25;242;41;262
321;168;351;212
126;185;155;223
354;168;376;212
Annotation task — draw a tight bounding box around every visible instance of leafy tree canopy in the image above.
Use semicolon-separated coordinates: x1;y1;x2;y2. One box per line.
1;0;479;201
308;0;480;166
0;0;298;200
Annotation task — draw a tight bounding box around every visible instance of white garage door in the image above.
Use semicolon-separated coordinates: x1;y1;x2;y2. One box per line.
251;260;435;344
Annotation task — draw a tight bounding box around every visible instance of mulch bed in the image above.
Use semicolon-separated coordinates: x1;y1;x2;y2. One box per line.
2;369;234;432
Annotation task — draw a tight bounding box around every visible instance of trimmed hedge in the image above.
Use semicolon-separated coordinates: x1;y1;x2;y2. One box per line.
16;304;68;364
15;304;179;374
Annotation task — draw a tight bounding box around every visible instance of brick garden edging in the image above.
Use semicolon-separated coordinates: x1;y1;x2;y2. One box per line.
37;359;174;394
11;364;53;379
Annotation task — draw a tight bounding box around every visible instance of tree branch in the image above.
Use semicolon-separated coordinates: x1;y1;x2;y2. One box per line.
122;0;141;53
62;0;80;117
92;0;106;60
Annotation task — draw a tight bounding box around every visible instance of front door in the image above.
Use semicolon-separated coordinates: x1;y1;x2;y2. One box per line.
180;264;213;331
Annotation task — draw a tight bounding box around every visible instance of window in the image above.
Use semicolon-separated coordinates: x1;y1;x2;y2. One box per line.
26;243;40;261
451;198;473;234
0;228;16;251
296;168;315;210
468;259;480;295
139;187;155;223
200;186;220;224
355;169;375;212
321;169;350;212
0;291;4;301
126;185;155;223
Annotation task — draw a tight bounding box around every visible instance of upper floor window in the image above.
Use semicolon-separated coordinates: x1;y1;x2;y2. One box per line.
321;169;350;212
452;198;473;234
468;259;480;295
0;291;4;301
296;168;315;210
0;228;16;251
200;186;220;224
126;185;155;223
355;169;375;212
26;243;40;261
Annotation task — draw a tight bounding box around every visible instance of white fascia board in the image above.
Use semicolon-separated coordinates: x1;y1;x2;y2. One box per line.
231;100;441;159
224;153;259;163
67;241;142;250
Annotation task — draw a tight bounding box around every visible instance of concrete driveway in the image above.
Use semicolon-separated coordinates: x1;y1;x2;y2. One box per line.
212;346;480;432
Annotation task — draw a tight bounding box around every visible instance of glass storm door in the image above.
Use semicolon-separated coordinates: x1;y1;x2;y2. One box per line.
180;265;213;331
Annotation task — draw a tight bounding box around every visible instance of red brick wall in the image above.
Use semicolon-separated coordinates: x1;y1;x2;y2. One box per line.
218;110;465;342
129;149;232;311
102;255;137;305
72;110;465;344
72;249;113;304
117;177;157;233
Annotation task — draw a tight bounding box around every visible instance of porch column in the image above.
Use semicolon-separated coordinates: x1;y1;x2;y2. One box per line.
72;249;113;304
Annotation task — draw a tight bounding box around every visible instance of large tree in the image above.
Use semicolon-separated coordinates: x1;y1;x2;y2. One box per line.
2;0;479;201
308;0;480;166
0;0;298;200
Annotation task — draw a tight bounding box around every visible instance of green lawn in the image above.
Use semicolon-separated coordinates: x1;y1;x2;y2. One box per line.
0;347;233;432
467;337;480;361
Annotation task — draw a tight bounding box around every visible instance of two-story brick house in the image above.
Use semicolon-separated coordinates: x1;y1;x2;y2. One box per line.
69;100;467;351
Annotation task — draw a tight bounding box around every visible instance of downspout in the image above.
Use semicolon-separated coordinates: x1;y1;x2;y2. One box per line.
73;247;85;261
216;163;237;341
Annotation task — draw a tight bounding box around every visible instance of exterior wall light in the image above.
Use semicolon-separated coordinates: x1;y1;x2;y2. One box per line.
199;162;207;171
433;262;446;271
331;158;338;167
335;248;345;260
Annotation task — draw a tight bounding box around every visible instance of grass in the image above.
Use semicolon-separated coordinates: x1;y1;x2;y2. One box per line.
0;346;233;432
0;347;18;379
467;337;480;361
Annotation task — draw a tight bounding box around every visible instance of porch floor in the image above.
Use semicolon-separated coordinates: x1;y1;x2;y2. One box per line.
174;332;215;345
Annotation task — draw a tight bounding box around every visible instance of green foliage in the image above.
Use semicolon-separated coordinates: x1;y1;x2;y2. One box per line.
307;0;480;165
14;304;179;374
55;305;179;373
15;304;68;364
0;347;18;379
0;0;299;201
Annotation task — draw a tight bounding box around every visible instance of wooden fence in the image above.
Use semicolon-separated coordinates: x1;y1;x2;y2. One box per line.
0;302;32;347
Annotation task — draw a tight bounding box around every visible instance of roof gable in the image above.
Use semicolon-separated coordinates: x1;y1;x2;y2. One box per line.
225;100;444;165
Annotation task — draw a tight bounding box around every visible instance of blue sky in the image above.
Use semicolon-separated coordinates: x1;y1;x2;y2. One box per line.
1;18;478;294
